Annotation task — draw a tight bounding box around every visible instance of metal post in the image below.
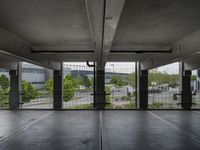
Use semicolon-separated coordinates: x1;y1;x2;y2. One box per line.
135;62;138;109
179;62;192;109
53;63;63;109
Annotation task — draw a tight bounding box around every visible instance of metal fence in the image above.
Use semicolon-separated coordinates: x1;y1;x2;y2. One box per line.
0;73;10;109
105;85;136;109
63;62;94;109
63;91;93;109
105;62;136;109
192;91;200;109
148;88;181;109
0;94;9;109
21;93;53;109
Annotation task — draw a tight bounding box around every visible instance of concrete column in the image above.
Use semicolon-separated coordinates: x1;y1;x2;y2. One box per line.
95;69;105;109
179;62;192;109
137;64;148;109
53;70;63;109
9;63;22;109
94;59;106;110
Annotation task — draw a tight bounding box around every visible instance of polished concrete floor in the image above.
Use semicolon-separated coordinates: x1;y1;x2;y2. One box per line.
0;110;200;150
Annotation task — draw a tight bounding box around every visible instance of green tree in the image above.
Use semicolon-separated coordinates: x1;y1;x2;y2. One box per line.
44;79;53;96
111;76;124;87
0;86;9;107
0;75;9;90
148;69;179;88
191;75;197;81
22;80;39;103
90;77;94;86
63;75;77;102
127;73;135;87
105;86;112;108
75;75;83;90
82;76;92;88
44;75;77;102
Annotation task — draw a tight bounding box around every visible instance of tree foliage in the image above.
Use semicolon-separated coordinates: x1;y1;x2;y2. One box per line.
45;75;78;102
111;76;124;87
82;76;92;88
0;74;9;90
127;70;180;88
191;75;197;81
75;75;82;87
0;86;9;107
44;79;53;96
148;69;179;87
22;80;39;103
0;75;9;107
63;75;77;102
127;73;135;87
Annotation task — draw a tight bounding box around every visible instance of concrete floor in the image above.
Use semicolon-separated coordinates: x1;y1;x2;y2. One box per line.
0;110;200;150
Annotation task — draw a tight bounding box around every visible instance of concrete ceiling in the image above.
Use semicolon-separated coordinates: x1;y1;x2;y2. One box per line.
0;0;200;70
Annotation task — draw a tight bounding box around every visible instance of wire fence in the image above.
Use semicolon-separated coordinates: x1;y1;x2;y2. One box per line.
0;93;9;109
105;62;136;109
63;91;93;109
1;62;200;110
105;85;136;109
192;91;200;109
20;93;53;109
148;89;182;109
63;62;94;109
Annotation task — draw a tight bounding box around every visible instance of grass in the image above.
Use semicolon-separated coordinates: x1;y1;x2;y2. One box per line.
148;102;164;109
148;102;181;109
64;104;93;109
0;95;9;108
105;100;136;109
78;88;93;92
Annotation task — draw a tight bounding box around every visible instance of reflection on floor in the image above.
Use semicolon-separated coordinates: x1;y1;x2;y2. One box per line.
0;110;200;150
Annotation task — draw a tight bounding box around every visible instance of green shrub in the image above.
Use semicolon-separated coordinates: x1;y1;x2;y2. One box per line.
22;80;39;103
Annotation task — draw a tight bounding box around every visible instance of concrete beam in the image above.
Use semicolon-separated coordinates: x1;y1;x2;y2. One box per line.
33;53;96;62
182;53;200;70
141;29;200;70
107;53;151;62
103;0;125;60
0;53;19;70
0;27;61;70
85;0;105;69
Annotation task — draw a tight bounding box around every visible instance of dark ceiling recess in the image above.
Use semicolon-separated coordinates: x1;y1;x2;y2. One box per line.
31;50;95;54
31;49;172;54
110;49;172;54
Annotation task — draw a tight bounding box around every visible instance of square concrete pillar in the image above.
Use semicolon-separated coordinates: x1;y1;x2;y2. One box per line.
179;63;192;109
9;65;22;109
137;64;148;109
95;69;106;109
53;70;63;109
